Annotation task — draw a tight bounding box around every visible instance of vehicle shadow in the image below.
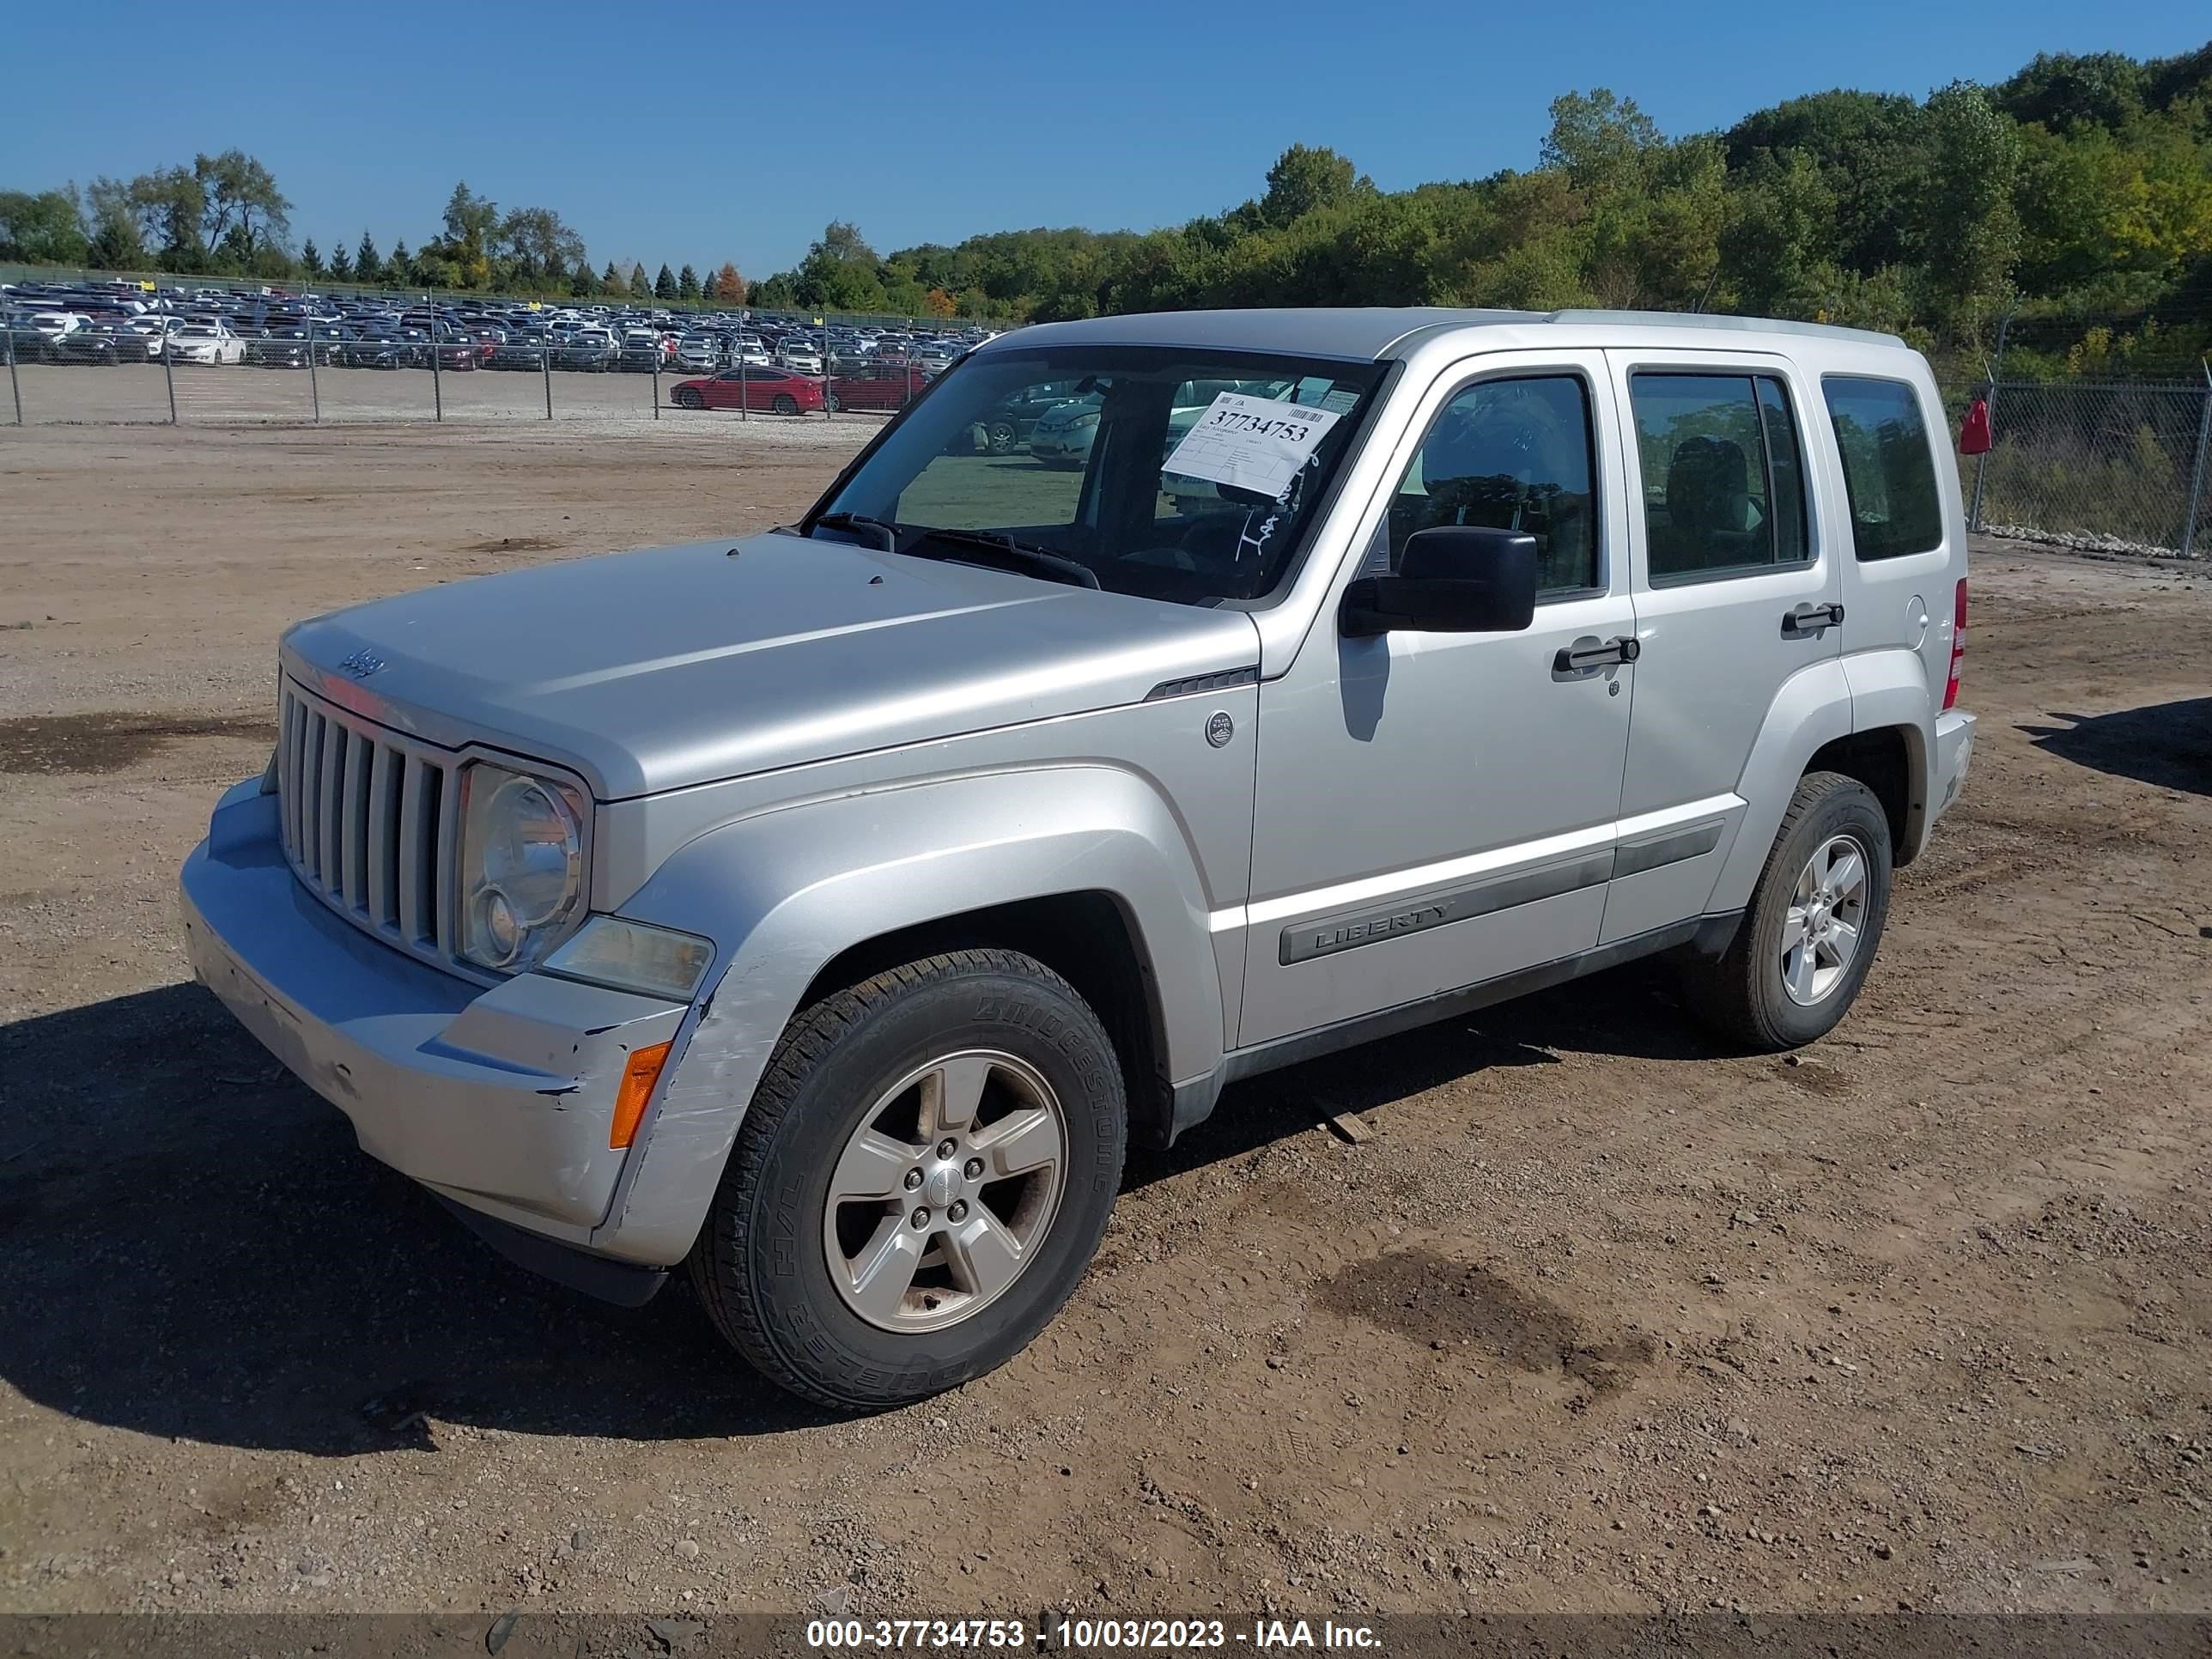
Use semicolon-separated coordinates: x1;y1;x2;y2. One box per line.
0;958;1723;1454
2018;697;2212;797
1127;957;1724;1188
0;982;832;1454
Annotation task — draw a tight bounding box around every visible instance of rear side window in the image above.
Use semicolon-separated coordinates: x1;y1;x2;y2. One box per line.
1629;374;1809;582
1821;376;1944;560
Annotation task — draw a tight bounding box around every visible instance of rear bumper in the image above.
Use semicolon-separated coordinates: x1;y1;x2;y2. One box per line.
179;777;688;1255
1931;708;1975;829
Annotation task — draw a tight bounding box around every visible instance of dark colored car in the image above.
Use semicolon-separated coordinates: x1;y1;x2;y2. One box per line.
247;328;314;368
550;334;617;372
617;335;666;373
967;380;1087;454
667;366;826;416
825;364;932;414
343;331;419;369
489;331;550;370
47;326;155;366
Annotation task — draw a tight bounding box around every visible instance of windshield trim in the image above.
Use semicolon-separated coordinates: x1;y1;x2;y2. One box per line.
799;343;1395;611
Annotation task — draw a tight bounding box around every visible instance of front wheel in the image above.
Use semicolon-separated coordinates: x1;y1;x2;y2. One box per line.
688;949;1127;1412
672;386;703;409
1680;771;1893;1050
985;418;1018;455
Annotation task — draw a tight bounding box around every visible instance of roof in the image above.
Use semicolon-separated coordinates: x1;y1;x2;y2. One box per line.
981;307;1906;362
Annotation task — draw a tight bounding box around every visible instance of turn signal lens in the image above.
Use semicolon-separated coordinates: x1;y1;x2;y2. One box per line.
609;1040;674;1150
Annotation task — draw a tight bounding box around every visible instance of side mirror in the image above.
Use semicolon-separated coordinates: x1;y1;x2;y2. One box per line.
1340;525;1539;637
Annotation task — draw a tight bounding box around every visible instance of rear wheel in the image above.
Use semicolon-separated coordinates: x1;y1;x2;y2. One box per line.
985;418;1018;455
688;949;1127;1412
1680;771;1892;1050
773;392;799;416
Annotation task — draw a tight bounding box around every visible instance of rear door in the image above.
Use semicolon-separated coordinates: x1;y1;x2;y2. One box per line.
1601;350;1841;942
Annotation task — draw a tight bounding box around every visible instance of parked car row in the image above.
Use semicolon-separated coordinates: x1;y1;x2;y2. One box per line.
3;278;1008;418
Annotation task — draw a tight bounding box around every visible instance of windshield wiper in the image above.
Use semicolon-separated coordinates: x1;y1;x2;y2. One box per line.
907;527;1103;590
811;511;899;552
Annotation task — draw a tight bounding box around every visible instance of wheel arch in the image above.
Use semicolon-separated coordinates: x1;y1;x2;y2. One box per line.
587;768;1220;1267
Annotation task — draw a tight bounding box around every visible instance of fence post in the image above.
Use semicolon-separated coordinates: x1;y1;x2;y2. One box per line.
5;323;19;427
1967;310;2012;535
428;291;443;423
2183;363;2212;562
306;321;321;424
541;338;552;421
739;349;748;422
162;325;178;425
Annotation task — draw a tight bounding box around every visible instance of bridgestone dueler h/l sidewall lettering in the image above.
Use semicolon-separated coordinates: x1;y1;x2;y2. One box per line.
686;949;1127;1413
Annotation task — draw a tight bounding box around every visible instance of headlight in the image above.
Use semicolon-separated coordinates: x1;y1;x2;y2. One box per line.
457;762;586;973
541;917;714;1001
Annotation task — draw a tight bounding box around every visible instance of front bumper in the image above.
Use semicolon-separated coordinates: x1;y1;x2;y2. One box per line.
179;777;689;1256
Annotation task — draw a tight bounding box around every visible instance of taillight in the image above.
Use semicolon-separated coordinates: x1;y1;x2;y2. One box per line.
1942;578;1967;711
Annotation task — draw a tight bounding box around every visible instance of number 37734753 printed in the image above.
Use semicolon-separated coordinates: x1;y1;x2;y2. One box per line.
1161;391;1343;501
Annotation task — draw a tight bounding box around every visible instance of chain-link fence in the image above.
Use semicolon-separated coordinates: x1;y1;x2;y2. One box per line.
0;274;975;431
1948;375;2212;559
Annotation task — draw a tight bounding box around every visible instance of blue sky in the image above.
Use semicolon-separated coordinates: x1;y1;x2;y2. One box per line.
9;2;2205;278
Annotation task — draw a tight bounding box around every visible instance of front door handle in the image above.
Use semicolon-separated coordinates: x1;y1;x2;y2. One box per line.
1554;635;1641;673
1782;602;1845;639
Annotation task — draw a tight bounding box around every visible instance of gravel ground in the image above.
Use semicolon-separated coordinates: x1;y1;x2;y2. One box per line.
0;422;2208;1622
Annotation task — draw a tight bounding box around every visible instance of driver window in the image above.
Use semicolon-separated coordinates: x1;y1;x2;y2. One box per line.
1381;375;1600;595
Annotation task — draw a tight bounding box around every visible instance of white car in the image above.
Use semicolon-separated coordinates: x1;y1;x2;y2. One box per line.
776;342;823;374
166;324;246;366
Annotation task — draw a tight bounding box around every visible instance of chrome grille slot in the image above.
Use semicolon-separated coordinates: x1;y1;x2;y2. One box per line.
276;680;461;972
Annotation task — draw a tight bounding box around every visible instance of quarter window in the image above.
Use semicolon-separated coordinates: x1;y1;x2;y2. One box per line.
1822;376;1944;560
1630;373;1810;581
1381;375;1600;595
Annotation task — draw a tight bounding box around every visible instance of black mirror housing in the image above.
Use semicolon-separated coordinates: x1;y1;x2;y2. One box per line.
1340;526;1540;636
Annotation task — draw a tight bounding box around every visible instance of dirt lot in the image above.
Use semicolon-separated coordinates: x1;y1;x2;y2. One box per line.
1;422;2208;1624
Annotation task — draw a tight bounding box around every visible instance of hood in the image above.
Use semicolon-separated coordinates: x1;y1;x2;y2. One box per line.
282;533;1261;799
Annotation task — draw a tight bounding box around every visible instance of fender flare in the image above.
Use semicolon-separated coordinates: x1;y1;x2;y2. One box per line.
1706;659;1855;915
586;765;1222;1266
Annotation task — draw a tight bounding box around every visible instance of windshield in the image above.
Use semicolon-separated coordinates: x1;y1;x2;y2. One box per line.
814;345;1384;605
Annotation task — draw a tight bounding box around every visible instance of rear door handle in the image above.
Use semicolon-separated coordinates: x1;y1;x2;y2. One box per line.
1553;635;1641;673
1782;602;1844;639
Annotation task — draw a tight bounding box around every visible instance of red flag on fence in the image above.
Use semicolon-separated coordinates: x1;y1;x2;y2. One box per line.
1959;394;1993;455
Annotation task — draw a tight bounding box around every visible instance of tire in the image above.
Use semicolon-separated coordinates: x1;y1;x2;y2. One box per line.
772;392;798;416
823;391;842;414
985;418;1018;455
688;949;1127;1412
1680;771;1893;1051
672;386;703;410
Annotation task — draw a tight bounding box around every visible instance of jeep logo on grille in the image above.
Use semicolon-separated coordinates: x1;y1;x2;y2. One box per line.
337;649;386;679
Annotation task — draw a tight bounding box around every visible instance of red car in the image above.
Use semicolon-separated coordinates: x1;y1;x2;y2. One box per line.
668;366;824;415
826;364;932;414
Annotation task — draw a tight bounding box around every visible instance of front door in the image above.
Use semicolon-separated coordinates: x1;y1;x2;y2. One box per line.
1599;350;1842;943
1240;352;1637;1048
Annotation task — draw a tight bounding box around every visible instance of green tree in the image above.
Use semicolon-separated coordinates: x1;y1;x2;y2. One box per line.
82;177;148;270
1914;81;2022;336
653;262;678;300
629;261;649;296
678;263;700;301
497;205;585;291
131;166;208;268
570;263;598;297
301;238;323;277
603;259;626;295
388;238;414;287
355;231;383;285
1255;144;1370;228
794;221;887;311
0;188;91;264
191;149;289;257
327;240;354;282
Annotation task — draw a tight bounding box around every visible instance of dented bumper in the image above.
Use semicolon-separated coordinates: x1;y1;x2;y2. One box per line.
179;777;687;1245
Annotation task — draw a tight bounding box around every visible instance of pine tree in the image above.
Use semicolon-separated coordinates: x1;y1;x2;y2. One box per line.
389;239;413;286
678;264;700;301
653;263;678;301
328;242;354;282
713;262;745;304
301;239;323;277
356;231;382;285
629;262;648;296
602;259;624;295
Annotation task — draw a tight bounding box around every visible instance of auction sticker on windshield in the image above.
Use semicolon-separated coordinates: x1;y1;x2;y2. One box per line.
1163;392;1343;500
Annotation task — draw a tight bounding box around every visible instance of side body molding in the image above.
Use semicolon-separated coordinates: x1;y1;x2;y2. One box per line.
1705;658;1856;915
588;765;1224;1266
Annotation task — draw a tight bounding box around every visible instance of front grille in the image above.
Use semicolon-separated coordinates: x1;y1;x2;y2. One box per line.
277;680;460;971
